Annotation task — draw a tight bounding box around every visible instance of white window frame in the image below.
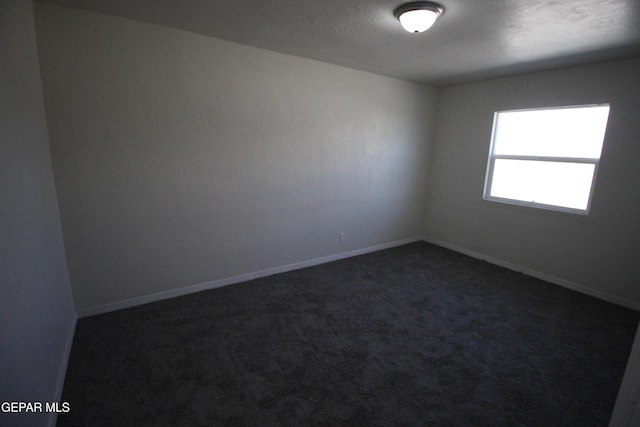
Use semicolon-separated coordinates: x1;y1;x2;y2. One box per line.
483;104;609;215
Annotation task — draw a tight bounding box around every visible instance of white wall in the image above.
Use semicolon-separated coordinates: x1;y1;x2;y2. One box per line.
34;3;437;312
424;57;640;308
0;1;76;426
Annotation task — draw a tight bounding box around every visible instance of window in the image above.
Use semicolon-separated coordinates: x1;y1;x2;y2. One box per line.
483;104;610;214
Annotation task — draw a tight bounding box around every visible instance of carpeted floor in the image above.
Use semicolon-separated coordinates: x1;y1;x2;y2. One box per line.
58;242;639;426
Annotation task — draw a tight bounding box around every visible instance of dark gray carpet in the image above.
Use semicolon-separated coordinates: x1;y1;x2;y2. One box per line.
58;242;639;426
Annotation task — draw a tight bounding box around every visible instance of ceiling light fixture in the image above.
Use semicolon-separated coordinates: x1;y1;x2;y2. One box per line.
394;2;444;34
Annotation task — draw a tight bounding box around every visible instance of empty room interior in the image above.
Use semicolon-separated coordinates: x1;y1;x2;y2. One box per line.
3;0;640;425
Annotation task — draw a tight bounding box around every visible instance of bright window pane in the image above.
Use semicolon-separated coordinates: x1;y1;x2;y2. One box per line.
485;104;610;213
493;105;610;158
490;159;596;211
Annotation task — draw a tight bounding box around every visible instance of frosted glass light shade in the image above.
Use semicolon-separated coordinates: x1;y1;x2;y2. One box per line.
394;2;444;34
398;9;439;33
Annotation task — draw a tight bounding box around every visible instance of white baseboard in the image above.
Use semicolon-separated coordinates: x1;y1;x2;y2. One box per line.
49;311;77;427
78;237;423;318
422;236;640;311
78;235;639;317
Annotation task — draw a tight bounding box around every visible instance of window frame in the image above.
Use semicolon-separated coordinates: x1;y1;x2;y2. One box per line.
483;104;610;215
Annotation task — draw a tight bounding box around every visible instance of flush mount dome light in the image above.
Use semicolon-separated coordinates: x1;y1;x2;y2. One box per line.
394;1;444;33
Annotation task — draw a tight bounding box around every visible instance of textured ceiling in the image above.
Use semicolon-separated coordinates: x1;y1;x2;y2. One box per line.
37;0;640;86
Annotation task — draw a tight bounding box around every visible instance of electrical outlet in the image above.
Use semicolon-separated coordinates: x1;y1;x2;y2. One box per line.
339;232;346;243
